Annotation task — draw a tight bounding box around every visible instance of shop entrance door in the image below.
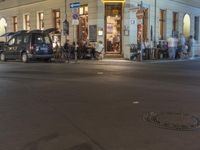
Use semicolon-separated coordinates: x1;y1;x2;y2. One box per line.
105;3;122;54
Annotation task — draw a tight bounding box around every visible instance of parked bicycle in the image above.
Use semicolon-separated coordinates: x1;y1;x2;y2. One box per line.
130;44;140;61
53;46;70;63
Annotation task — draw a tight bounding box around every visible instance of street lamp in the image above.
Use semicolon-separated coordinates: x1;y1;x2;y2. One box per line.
154;0;157;47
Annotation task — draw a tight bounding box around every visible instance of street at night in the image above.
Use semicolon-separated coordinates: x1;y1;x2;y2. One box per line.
0;60;200;150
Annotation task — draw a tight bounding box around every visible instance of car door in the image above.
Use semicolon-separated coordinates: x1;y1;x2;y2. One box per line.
15;35;23;59
6;36;17;59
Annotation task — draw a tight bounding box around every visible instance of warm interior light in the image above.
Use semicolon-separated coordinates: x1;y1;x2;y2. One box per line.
98;28;103;36
79;7;83;15
98;30;103;36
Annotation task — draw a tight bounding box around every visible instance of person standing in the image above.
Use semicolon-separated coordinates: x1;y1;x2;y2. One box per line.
189;35;196;59
95;41;104;59
167;35;178;59
179;33;186;51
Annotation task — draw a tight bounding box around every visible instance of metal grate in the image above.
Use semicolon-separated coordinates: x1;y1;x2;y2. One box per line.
143;112;200;131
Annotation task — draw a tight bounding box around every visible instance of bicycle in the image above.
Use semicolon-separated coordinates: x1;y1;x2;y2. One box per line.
53;46;70;63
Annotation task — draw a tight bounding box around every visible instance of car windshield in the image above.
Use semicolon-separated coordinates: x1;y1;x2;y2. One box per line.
34;34;51;45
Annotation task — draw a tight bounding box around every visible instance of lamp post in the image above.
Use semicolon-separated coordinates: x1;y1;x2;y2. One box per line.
63;0;69;37
154;0;157;47
136;1;144;61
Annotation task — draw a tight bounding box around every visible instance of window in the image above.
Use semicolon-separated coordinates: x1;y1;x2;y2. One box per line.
13;16;18;32
53;10;60;30
194;16;199;41
183;14;191;38
34;34;51;45
16;35;22;44
24;14;30;31
23;35;30;43
78;5;89;43
38;12;44;30
8;37;16;46
172;12;178;32
159;10;166;40
143;9;149;41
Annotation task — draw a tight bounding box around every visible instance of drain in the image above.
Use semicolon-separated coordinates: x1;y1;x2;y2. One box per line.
143;112;200;131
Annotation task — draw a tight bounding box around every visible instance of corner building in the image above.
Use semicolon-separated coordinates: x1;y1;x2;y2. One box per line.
1;0;200;59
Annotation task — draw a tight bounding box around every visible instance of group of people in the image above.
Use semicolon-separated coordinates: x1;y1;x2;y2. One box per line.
137;33;196;60
63;39;104;60
166;33;196;59
107;34;120;52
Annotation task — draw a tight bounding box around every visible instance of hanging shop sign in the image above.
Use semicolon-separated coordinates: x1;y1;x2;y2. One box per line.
136;9;144;19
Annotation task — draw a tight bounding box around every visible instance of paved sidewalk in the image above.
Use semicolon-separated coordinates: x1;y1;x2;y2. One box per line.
64;57;200;65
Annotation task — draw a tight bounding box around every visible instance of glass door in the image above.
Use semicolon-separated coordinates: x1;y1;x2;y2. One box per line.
105;3;122;54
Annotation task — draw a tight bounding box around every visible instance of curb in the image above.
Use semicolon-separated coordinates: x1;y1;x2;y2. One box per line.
62;57;200;65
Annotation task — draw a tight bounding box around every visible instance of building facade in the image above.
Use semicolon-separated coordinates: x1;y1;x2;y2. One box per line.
0;0;200;59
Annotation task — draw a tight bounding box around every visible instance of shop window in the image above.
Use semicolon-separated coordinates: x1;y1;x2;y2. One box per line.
78;5;88;44
194;16;199;41
24;14;30;31
38;12;44;30
53;9;61;31
172;12;178;32
13;16;18;32
159;10;166;40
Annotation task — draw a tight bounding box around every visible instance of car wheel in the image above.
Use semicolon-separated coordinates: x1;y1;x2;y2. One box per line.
22;53;29;63
0;52;6;61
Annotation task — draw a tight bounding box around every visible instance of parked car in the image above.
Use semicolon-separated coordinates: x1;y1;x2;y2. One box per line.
0;29;54;63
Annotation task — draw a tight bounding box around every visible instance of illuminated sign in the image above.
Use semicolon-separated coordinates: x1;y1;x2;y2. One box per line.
102;0;126;3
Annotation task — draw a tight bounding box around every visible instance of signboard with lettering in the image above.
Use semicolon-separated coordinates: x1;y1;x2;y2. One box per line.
70;2;80;8
71;8;79;25
89;25;97;42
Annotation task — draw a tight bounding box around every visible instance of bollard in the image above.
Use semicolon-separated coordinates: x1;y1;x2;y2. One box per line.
75;44;78;63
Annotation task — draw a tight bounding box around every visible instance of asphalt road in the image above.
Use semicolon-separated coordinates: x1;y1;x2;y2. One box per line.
0;60;200;150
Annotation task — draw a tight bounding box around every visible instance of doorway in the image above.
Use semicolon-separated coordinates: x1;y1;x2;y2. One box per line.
0;18;7;41
105;3;122;54
183;14;191;38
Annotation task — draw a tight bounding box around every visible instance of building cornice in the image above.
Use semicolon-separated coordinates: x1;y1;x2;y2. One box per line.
170;0;200;8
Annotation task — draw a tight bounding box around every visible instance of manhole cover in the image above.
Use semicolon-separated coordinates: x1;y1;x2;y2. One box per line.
143;112;200;131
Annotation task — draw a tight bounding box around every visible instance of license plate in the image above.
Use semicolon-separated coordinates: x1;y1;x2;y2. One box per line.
40;47;47;51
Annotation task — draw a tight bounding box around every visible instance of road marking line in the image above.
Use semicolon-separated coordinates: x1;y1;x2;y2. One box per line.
133;101;140;104
97;72;104;75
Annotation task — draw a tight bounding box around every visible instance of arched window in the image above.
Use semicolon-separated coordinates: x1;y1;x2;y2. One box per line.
0;18;7;36
183;14;191;38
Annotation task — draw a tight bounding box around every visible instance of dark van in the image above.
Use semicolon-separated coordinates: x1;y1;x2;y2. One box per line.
0;30;53;63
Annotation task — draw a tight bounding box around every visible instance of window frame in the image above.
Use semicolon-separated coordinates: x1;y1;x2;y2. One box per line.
37;12;44;30
13;16;18;32
23;14;30;31
52;9;61;30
